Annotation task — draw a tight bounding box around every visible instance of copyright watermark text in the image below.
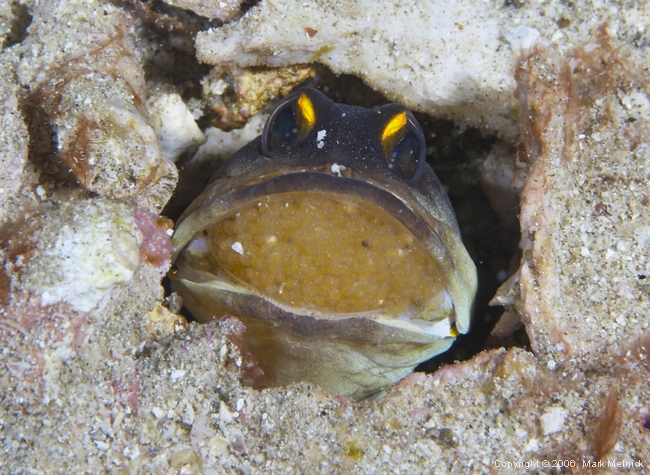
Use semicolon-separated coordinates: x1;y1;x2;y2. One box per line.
493;458;645;470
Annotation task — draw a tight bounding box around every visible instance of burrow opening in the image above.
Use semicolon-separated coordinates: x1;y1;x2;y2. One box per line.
162;66;529;373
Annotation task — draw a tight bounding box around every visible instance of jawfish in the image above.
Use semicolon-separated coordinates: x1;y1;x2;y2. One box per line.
170;87;477;400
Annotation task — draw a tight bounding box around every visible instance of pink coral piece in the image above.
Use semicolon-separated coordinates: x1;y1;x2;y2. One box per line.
132;209;174;268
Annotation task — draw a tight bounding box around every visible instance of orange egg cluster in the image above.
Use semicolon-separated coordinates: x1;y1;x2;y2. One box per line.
206;192;443;314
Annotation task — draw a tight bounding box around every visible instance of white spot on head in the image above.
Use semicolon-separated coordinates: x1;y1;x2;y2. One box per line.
316;129;326;149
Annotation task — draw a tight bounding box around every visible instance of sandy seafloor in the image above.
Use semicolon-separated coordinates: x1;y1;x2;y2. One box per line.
1;0;650;473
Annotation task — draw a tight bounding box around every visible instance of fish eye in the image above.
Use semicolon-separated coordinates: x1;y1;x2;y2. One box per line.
392;128;423;181
262;92;316;156
379;109;426;184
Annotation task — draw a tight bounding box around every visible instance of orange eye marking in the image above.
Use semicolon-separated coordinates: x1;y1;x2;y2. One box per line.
297;93;316;129
381;111;407;143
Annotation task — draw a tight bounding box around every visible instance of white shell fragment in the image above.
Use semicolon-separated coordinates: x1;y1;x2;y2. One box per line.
540;406;567;436
147;92;207;163
330;163;345;177
231;242;244;255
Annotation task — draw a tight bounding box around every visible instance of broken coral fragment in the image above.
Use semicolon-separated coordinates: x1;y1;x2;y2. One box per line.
499;37;650;365
202;64;317;130
196;0;520;137
195;0;650;139
8;199;143;312
16;0;177;212
147;91;207;162
162;0;244;22
133;208;175;268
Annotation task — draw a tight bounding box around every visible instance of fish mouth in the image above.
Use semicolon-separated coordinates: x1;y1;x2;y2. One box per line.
171;172;461;337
